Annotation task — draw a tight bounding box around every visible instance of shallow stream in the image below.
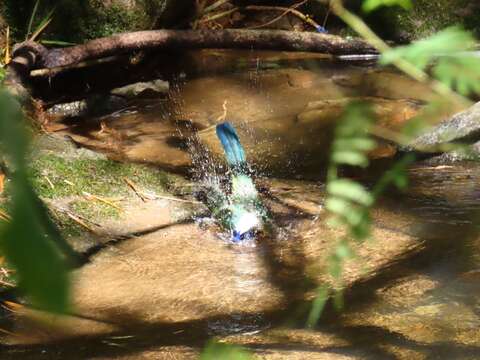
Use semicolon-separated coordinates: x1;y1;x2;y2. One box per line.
3;50;480;359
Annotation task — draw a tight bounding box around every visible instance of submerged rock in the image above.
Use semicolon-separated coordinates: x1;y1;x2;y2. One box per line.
110;79;169;98
47;95;128;118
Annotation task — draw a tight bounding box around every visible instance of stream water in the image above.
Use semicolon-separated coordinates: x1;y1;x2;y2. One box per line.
3;51;480;359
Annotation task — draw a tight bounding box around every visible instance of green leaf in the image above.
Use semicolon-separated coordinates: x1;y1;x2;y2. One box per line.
201;341;252;360
328;256;343;280
332;151;369;167
0;178;69;313
363;0;412;13
26;0;41;40
335;242;354;260
325;197;351;216
350;212;371;240
332;289;344;311
373;154;414;197
40;40;77;46
327;179;374;207
342;207;366;228
434;55;480;96
0;92;29;163
306;285;329;328
0;91;70;313
381;27;476;70
333;138;377;153
0;67;5;82
401;116;430;138
336;108;375;138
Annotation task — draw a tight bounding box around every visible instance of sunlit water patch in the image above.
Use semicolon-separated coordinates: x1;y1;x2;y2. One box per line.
13;50;480;358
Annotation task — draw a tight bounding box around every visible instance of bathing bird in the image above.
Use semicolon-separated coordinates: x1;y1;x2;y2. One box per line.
206;122;269;242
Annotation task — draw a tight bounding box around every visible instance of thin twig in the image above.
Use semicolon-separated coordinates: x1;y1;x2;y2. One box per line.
123;178;148;202
245;4;322;31
0;172;5;194
322;1;331;28
0;209;11;222
216;100;228;122
83;192;123;211
0;279;14;287
0;327;17;337
26;0;41;41
198;100;229;134
199;7;238;23
44;175;55;190
4;26;10;64
247;0;308;30
66;212;99;234
47;202;102;229
0;267;11;277
30;16;53;42
203;0;232;14
2;300;23;312
153;195;201;204
30;56;120;77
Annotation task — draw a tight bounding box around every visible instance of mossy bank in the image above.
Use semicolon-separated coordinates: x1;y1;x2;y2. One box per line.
364;0;480;42
1;133;183;241
0;0;193;43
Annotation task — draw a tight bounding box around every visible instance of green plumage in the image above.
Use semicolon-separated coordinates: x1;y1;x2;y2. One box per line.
205;122;269;241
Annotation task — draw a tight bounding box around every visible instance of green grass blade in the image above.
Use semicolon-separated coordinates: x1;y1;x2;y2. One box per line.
1;178;70;313
26;0;41;41
306;285;329;328
0;90;70;313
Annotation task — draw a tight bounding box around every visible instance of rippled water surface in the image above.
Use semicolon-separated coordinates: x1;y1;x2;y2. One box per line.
4;51;480;359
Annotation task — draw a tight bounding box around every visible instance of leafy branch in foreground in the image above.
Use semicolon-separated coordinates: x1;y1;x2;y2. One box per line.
307;0;480;329
307;101;413;328
326;0;469;106
381;27;480;97
0;90;71;313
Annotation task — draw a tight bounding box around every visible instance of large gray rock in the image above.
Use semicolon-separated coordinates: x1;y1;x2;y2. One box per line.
408;101;480;161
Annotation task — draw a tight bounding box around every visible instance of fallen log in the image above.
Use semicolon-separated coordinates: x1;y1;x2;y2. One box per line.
14;29;377;71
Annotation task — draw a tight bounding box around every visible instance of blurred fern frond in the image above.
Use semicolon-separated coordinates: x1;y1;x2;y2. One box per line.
381;27;480;96
326;101;376;241
307;101;414;327
0;91;70;313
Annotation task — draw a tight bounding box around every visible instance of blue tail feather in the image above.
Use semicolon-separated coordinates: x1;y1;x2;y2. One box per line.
216;122;246;167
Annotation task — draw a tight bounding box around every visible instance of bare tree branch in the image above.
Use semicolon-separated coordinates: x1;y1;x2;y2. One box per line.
16;29;377;70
